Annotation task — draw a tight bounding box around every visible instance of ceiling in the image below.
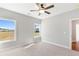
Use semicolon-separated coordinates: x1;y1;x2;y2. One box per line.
0;3;78;19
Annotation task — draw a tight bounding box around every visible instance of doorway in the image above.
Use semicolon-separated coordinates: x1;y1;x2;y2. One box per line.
72;20;79;51
33;23;41;43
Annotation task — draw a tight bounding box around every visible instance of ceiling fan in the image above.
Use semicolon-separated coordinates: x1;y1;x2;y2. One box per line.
30;3;54;15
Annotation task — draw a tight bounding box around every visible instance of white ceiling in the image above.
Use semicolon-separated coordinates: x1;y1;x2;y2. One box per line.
0;3;78;19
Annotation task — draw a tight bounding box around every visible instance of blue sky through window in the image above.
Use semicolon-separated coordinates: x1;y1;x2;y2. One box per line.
0;19;15;30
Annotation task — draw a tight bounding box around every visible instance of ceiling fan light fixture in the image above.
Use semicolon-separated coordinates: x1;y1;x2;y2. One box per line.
30;3;54;15
39;10;44;13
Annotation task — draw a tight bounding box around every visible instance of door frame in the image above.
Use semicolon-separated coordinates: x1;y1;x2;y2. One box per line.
69;18;79;50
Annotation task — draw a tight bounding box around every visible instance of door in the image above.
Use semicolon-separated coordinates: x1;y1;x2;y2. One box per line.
72;20;79;51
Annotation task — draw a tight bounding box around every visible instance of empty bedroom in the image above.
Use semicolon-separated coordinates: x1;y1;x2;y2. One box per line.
0;3;79;56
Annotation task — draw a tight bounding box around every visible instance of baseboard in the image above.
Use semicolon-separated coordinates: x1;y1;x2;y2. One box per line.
0;42;35;51
24;43;35;48
18;41;34;48
0;41;34;49
42;40;69;49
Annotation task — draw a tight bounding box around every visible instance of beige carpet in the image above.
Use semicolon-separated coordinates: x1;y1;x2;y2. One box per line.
0;42;79;56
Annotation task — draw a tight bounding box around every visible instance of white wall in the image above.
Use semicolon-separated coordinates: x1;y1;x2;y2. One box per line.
41;9;79;49
0;8;41;48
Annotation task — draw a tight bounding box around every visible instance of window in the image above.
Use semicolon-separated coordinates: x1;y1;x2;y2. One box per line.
0;18;16;42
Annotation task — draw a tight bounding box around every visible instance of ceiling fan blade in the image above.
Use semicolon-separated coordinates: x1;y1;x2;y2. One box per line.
41;4;45;8
36;3;40;7
44;11;50;14
30;10;38;12
36;3;45;9
36;3;40;6
45;5;54;10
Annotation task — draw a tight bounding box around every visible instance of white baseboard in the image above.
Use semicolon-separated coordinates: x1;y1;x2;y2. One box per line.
24;43;35;48
9;42;34;49
0;41;35;50
42;40;69;49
